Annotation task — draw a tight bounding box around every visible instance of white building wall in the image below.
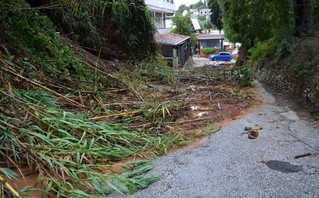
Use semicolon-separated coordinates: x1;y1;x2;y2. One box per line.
145;0;177;33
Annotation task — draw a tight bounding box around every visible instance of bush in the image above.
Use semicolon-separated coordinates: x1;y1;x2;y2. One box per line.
202;48;216;54
248;41;276;61
225;67;254;87
0;0;89;81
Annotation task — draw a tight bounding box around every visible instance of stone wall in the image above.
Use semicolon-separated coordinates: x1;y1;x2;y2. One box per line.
253;37;319;107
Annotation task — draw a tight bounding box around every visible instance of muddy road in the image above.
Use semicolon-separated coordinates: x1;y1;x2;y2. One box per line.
118;81;319;198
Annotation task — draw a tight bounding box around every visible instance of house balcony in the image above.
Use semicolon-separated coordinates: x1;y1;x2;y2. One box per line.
145;0;176;13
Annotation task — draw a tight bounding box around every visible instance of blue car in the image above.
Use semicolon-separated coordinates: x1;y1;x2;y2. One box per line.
209;52;232;61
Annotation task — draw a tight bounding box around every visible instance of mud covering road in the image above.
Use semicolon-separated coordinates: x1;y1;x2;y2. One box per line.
119;81;319;198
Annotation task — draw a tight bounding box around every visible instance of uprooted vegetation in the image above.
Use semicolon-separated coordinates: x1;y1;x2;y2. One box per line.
0;52;257;197
0;0;256;197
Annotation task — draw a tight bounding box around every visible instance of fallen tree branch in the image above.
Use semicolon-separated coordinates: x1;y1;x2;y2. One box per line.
164;116;217;125
295;153;313;159
0;61;86;109
0;175;22;198
80;60;144;101
88;110;142;120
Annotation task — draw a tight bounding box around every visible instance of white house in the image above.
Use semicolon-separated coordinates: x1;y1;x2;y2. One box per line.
189;9;199;17
145;0;177;34
199;8;211;19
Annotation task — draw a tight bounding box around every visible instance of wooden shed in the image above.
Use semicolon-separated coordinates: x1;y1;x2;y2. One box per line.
155;33;191;67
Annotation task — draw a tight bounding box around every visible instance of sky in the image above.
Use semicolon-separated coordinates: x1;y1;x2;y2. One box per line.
174;0;202;8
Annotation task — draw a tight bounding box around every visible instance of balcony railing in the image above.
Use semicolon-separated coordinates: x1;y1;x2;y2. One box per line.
145;0;176;12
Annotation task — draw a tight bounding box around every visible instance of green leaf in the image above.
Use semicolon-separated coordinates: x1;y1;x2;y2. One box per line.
69;189;90;197
0;168;19;180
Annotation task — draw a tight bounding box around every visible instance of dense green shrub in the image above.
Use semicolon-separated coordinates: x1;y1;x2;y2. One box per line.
225;67;254;87
248;41;276;61
0;0;90;82
45;0;157;59
202;47;217;54
248;29;297;63
312;0;319;30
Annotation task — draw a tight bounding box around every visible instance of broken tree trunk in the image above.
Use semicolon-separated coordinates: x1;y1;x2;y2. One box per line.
288;0;314;37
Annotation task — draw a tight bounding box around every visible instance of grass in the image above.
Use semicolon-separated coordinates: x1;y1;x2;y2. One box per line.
146;102;185;122
0;85;195;197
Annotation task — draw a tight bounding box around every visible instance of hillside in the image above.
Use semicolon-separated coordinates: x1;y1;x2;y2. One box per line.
0;1;258;197
252;36;319;111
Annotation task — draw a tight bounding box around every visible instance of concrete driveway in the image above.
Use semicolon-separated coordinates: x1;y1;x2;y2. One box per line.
122;82;319;198
193;56;236;67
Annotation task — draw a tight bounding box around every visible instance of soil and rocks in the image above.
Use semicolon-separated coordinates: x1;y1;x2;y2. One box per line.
112;64;319;197
254;36;319;108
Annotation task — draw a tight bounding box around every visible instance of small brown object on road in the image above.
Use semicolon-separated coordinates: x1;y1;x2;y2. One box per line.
252;125;263;130
248;130;259;139
239;131;249;136
268;120;274;123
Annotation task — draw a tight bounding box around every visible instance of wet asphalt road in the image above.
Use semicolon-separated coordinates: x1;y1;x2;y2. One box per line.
118;82;319;198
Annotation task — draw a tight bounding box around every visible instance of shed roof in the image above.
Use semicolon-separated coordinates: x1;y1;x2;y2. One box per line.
155;33;190;46
196;34;224;40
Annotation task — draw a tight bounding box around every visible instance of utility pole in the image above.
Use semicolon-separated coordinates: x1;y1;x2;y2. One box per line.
207;12;210;34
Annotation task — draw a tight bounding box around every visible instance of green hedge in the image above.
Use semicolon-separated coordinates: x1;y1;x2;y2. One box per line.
201;47;216;54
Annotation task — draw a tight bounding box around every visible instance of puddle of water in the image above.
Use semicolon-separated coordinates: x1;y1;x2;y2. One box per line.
266;160;303;173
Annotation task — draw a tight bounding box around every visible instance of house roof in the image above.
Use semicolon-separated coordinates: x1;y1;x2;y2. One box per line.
196;34;224;40
155;33;190;46
191;18;201;30
190;9;198;13
200;8;211;12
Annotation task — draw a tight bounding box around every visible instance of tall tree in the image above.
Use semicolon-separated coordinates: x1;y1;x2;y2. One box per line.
177;4;189;13
208;0;223;33
288;0;314;36
171;13;193;35
220;0;293;47
190;0;205;10
312;0;319;29
171;13;198;47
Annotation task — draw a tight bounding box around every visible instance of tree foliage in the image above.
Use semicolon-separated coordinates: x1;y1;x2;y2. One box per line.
0;0;90;83
177;4;189;13
177;0;207;14
198;16;214;31
289;0;314;37
26;0;157;60
218;0;294;48
313;0;319;30
171;13;198;47
218;0;316;47
189;0;206;10
215;0;316;63
171;13;193;35
208;0;223;33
